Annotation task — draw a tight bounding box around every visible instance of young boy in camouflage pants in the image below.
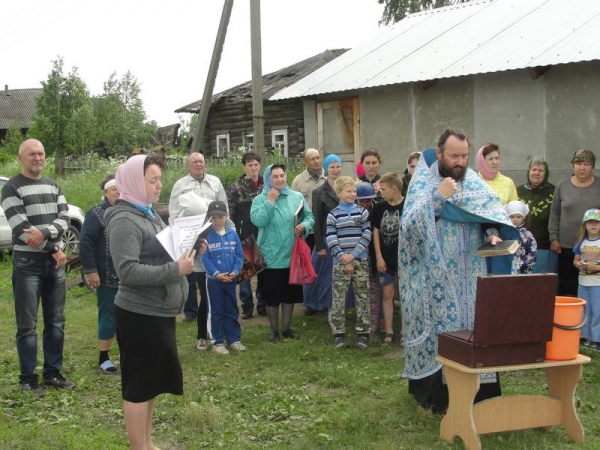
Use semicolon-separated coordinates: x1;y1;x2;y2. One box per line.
326;176;372;348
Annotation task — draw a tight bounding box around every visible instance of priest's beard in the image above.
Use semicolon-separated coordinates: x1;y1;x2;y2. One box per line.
438;159;467;182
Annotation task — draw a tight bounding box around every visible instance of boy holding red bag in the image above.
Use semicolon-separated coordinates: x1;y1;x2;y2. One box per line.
326;176;372;349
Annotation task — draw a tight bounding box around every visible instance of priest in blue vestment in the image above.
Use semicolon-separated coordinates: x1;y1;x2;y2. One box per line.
398;129;518;413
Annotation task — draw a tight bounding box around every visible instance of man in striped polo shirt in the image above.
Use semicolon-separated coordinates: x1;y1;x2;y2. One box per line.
1;139;75;398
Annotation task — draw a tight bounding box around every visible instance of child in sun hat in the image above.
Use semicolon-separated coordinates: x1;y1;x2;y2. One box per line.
573;208;600;351
505;200;537;274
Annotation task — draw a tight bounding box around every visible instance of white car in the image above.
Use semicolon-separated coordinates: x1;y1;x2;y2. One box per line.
0;176;85;254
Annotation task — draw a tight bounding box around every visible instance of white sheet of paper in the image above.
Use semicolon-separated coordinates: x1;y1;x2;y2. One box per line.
157;214;211;261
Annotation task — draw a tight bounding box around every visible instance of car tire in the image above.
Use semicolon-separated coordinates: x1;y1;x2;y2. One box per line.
62;224;80;254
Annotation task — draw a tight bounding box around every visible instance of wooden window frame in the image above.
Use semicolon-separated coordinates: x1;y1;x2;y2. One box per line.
216;133;230;157
272;129;288;157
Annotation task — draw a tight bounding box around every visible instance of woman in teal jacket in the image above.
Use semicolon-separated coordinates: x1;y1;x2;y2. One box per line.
251;163;315;341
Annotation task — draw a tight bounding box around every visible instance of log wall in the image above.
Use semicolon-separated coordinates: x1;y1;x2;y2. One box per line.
201;99;305;156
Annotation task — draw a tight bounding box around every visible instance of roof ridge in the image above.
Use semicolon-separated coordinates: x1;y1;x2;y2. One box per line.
406;0;494;19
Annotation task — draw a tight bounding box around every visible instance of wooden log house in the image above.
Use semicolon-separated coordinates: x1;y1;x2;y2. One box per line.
175;49;347;157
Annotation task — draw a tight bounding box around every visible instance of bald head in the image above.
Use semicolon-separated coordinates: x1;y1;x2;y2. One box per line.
19;138;43;155
304;148;322;172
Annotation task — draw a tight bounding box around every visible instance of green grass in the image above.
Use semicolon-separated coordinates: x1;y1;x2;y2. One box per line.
0;154;305;212
0;259;598;449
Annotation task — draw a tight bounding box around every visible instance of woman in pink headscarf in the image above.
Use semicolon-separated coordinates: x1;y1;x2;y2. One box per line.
477;143;518;205
105;155;195;449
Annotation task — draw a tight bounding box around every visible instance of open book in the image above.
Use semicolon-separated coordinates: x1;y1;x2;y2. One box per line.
476;240;519;258
156;214;212;261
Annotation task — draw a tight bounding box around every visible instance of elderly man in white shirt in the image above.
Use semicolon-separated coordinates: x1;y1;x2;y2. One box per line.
169;153;228;353
291;148;326;211
169;152;228;223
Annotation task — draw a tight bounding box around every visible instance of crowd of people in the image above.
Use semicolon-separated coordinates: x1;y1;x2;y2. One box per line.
3;133;599;447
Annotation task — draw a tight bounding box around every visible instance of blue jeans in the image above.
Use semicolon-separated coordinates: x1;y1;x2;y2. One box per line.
239;279;264;312
13;257;66;383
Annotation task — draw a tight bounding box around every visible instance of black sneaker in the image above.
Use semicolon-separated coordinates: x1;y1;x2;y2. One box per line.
304;307;317;316
44;374;75;390
20;380;45;398
357;335;369;349
257;308;267;317
182;315;196;323
241;310;253;320
282;329;300;339
334;335;346;348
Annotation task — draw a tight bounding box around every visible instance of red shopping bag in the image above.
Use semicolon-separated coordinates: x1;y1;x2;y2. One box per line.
289;237;316;285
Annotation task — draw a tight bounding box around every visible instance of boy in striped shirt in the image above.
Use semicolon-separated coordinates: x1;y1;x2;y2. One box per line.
326;176;372;349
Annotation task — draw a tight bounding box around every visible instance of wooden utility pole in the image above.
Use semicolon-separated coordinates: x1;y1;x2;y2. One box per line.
192;0;234;154
250;0;265;160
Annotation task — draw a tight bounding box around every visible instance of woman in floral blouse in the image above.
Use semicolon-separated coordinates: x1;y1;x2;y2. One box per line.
517;158;556;274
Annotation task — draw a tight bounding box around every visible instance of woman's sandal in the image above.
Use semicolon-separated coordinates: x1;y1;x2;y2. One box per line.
382;333;394;346
99;359;119;375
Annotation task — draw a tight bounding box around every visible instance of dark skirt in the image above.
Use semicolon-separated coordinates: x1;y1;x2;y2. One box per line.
258;268;303;307
408;368;501;414
115;305;183;403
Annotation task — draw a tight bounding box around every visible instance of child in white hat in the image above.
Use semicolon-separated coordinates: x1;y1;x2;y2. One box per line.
505;200;537;274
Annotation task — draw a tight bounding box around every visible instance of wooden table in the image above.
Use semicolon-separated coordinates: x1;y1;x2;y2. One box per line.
436;354;591;450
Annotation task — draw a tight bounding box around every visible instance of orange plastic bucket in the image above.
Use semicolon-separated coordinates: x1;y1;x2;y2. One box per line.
546;296;587;361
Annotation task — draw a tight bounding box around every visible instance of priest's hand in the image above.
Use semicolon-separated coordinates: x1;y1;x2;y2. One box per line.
487;234;502;245
438;177;457;199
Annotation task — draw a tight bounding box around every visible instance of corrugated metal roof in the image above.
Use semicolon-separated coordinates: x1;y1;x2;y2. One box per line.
0;88;41;129
271;0;600;100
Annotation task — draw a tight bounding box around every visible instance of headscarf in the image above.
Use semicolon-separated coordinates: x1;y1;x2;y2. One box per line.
526;158;550;187
476;146;496;181
571;149;596;167
505;200;529;219
356;160;365;178
323;154;342;173
115;155;151;207
263;164;289;194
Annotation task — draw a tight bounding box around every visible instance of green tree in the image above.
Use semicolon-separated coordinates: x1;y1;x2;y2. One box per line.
65;103;97;157
0;121;24;164
27;57;93;157
94;71;156;155
177;113;198;150
378;0;469;24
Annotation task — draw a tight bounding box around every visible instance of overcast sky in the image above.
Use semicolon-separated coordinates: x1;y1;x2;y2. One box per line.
1;0;386;127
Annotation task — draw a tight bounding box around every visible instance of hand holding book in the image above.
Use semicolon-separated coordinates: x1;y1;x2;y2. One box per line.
477;240;519;257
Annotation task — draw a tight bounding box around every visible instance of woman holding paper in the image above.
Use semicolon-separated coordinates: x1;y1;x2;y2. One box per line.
105;155;195;450
251;163;314;342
